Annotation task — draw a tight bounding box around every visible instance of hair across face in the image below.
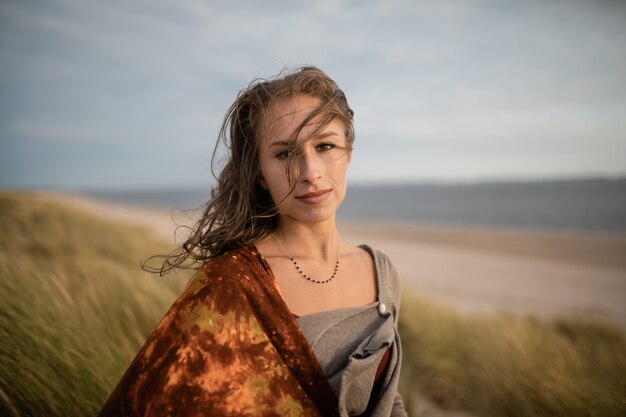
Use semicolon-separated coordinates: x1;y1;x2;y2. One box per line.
148;66;355;273
258;94;351;224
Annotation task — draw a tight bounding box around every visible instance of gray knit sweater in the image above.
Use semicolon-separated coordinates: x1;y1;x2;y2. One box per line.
296;246;408;417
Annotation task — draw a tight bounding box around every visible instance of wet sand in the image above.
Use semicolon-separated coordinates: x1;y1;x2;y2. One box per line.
38;191;626;330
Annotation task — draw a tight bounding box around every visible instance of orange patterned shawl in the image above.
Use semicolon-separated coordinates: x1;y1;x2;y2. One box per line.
98;246;339;417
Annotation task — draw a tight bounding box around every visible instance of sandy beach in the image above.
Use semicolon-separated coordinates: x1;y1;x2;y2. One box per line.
39;191;626;331
340;223;626;329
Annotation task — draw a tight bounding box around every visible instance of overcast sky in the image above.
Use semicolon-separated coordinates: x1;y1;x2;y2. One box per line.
1;0;625;190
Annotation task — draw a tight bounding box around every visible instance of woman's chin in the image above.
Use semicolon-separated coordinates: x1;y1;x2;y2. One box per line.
280;205;339;225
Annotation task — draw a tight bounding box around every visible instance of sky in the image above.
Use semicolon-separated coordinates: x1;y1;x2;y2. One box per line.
1;0;625;190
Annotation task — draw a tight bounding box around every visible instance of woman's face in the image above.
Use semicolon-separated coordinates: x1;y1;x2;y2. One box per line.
258;94;351;225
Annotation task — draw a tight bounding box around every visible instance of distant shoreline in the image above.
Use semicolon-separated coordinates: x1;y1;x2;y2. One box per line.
55;177;626;236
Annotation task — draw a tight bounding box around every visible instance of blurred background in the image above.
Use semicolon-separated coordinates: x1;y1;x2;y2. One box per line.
2;0;625;190
1;1;626;416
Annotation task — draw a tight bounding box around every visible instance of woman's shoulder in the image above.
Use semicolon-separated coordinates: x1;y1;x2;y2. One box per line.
181;245;266;294
356;244;395;273
357;244;402;314
198;245;263;275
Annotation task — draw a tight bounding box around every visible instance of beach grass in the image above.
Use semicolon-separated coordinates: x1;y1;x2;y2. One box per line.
0;192;189;416
1;191;625;416
398;294;626;416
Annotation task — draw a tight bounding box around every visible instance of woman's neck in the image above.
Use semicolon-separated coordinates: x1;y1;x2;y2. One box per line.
272;217;340;262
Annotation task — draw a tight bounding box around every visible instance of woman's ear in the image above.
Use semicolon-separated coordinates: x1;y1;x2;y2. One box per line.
259;175;268;189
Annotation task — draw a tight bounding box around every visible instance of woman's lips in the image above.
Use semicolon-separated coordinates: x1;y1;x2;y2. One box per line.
295;189;331;204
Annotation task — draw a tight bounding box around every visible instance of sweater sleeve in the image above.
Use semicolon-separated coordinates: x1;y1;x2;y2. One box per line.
389;254;408;417
375;249;409;417
391;391;409;417
378;250;402;326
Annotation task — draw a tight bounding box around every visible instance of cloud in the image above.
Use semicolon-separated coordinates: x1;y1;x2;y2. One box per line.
1;0;625;189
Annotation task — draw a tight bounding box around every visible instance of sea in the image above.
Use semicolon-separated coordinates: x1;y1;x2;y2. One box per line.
84;178;626;236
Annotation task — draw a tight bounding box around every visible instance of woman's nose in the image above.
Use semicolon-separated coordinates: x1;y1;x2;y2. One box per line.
297;151;321;183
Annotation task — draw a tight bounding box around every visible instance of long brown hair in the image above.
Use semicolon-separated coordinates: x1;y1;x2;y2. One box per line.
147;66;354;274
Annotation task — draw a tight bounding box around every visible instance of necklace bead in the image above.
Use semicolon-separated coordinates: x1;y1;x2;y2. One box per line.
289;257;339;284
272;235;340;285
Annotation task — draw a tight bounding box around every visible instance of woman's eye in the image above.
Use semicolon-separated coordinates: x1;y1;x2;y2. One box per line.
317;142;335;152
275;150;290;160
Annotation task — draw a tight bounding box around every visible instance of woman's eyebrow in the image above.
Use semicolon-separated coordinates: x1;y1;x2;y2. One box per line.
269;140;290;148
269;131;339;148
314;131;339;139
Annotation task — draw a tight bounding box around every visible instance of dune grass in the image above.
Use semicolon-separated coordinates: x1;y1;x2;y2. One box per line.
398;295;626;416
0;192;190;416
1;191;625;416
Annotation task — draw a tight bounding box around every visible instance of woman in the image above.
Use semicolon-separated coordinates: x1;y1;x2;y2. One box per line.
98;67;407;417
